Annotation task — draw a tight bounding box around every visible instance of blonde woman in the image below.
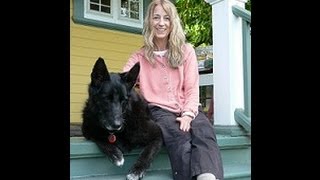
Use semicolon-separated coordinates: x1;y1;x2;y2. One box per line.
123;0;223;179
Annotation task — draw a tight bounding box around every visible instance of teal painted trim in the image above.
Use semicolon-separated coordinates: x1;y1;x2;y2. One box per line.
234;108;251;134
217;135;250;150
71;164;250;179
214;125;248;136
143;0;152;18
70;137;169;159
242;21;251;117
224;170;251;179
70;134;250;159
70;136;250;179
72;0;152;34
232;4;251;118
72;170;174;180
232;5;251;23
70;137;102;159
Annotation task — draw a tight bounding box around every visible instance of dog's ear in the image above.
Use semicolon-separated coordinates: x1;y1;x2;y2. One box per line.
120;62;140;90
91;57;111;87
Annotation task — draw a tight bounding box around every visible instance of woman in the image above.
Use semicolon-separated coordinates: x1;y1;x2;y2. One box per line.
123;0;224;179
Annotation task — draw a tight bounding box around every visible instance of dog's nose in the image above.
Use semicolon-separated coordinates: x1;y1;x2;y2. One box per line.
113;120;122;130
113;124;121;129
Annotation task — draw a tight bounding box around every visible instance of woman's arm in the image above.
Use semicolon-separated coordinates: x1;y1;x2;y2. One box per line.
182;44;200;118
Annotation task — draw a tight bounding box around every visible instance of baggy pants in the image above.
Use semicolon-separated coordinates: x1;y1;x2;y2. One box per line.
149;106;224;180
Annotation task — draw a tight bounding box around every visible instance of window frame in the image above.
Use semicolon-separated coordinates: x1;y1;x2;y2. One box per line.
73;0;150;34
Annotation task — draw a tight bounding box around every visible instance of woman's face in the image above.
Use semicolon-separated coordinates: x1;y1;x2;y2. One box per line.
152;4;171;41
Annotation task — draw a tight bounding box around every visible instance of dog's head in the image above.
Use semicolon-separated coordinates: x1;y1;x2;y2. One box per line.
88;57;140;132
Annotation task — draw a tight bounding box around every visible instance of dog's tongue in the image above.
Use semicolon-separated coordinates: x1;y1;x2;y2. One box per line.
108;134;116;143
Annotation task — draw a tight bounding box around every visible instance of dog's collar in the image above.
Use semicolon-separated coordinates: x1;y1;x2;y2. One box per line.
108;133;117;143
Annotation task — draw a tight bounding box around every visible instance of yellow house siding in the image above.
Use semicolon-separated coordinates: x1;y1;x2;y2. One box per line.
70;0;144;123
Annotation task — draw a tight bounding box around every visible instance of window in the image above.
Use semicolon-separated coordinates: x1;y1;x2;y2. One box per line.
73;0;148;34
85;0;143;28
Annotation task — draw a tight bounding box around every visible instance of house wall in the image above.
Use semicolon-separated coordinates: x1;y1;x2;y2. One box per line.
70;0;144;123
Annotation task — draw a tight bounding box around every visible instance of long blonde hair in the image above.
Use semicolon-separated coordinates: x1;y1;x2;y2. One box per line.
143;0;186;68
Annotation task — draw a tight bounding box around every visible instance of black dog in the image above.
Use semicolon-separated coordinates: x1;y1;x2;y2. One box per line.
81;57;163;180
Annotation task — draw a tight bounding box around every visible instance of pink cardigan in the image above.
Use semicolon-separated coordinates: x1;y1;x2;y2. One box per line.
123;43;200;117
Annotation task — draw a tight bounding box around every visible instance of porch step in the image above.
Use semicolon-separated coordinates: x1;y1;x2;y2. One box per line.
70;134;251;179
71;163;250;180
71;170;172;180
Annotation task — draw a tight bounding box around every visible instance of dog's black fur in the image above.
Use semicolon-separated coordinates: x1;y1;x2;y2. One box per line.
81;57;163;180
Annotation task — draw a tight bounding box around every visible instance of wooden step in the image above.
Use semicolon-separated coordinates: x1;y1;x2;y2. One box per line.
71;163;250;180
70;134;251;179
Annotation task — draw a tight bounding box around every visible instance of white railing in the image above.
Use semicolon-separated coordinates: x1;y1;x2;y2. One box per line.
206;0;250;130
232;5;251;133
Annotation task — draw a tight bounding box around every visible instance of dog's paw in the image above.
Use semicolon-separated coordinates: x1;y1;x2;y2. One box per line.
114;157;124;167
126;172;144;180
111;153;124;167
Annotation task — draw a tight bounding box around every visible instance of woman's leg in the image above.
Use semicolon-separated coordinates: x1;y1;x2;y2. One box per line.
190;110;224;180
150;106;193;180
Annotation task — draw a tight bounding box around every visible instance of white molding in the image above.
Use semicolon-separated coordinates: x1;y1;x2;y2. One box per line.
205;0;224;5
205;0;248;5
236;0;248;3
207;0;248;125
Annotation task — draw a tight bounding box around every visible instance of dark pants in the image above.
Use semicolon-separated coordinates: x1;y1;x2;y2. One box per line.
149;106;224;180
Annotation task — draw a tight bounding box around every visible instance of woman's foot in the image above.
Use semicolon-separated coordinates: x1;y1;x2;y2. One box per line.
197;173;216;180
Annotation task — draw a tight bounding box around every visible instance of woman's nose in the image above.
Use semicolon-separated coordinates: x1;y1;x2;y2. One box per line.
159;18;165;25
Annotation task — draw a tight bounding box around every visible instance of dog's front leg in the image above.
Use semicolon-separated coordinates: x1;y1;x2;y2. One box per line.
94;140;124;167
127;137;163;180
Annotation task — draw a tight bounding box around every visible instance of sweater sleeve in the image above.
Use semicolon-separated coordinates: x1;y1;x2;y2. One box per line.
123;52;140;73
182;44;200;117
123;51;141;88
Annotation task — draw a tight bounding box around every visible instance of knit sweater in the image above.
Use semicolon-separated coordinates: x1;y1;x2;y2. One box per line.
123;43;200;117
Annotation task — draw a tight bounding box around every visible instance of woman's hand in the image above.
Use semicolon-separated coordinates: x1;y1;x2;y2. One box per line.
176;115;192;132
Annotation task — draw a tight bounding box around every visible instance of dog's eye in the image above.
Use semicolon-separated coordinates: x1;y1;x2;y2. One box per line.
121;99;128;104
119;95;128;101
121;98;128;107
101;94;113;102
107;94;114;100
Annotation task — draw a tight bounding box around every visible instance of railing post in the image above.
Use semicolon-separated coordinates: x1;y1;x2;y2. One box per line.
205;0;248;126
242;19;251;117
